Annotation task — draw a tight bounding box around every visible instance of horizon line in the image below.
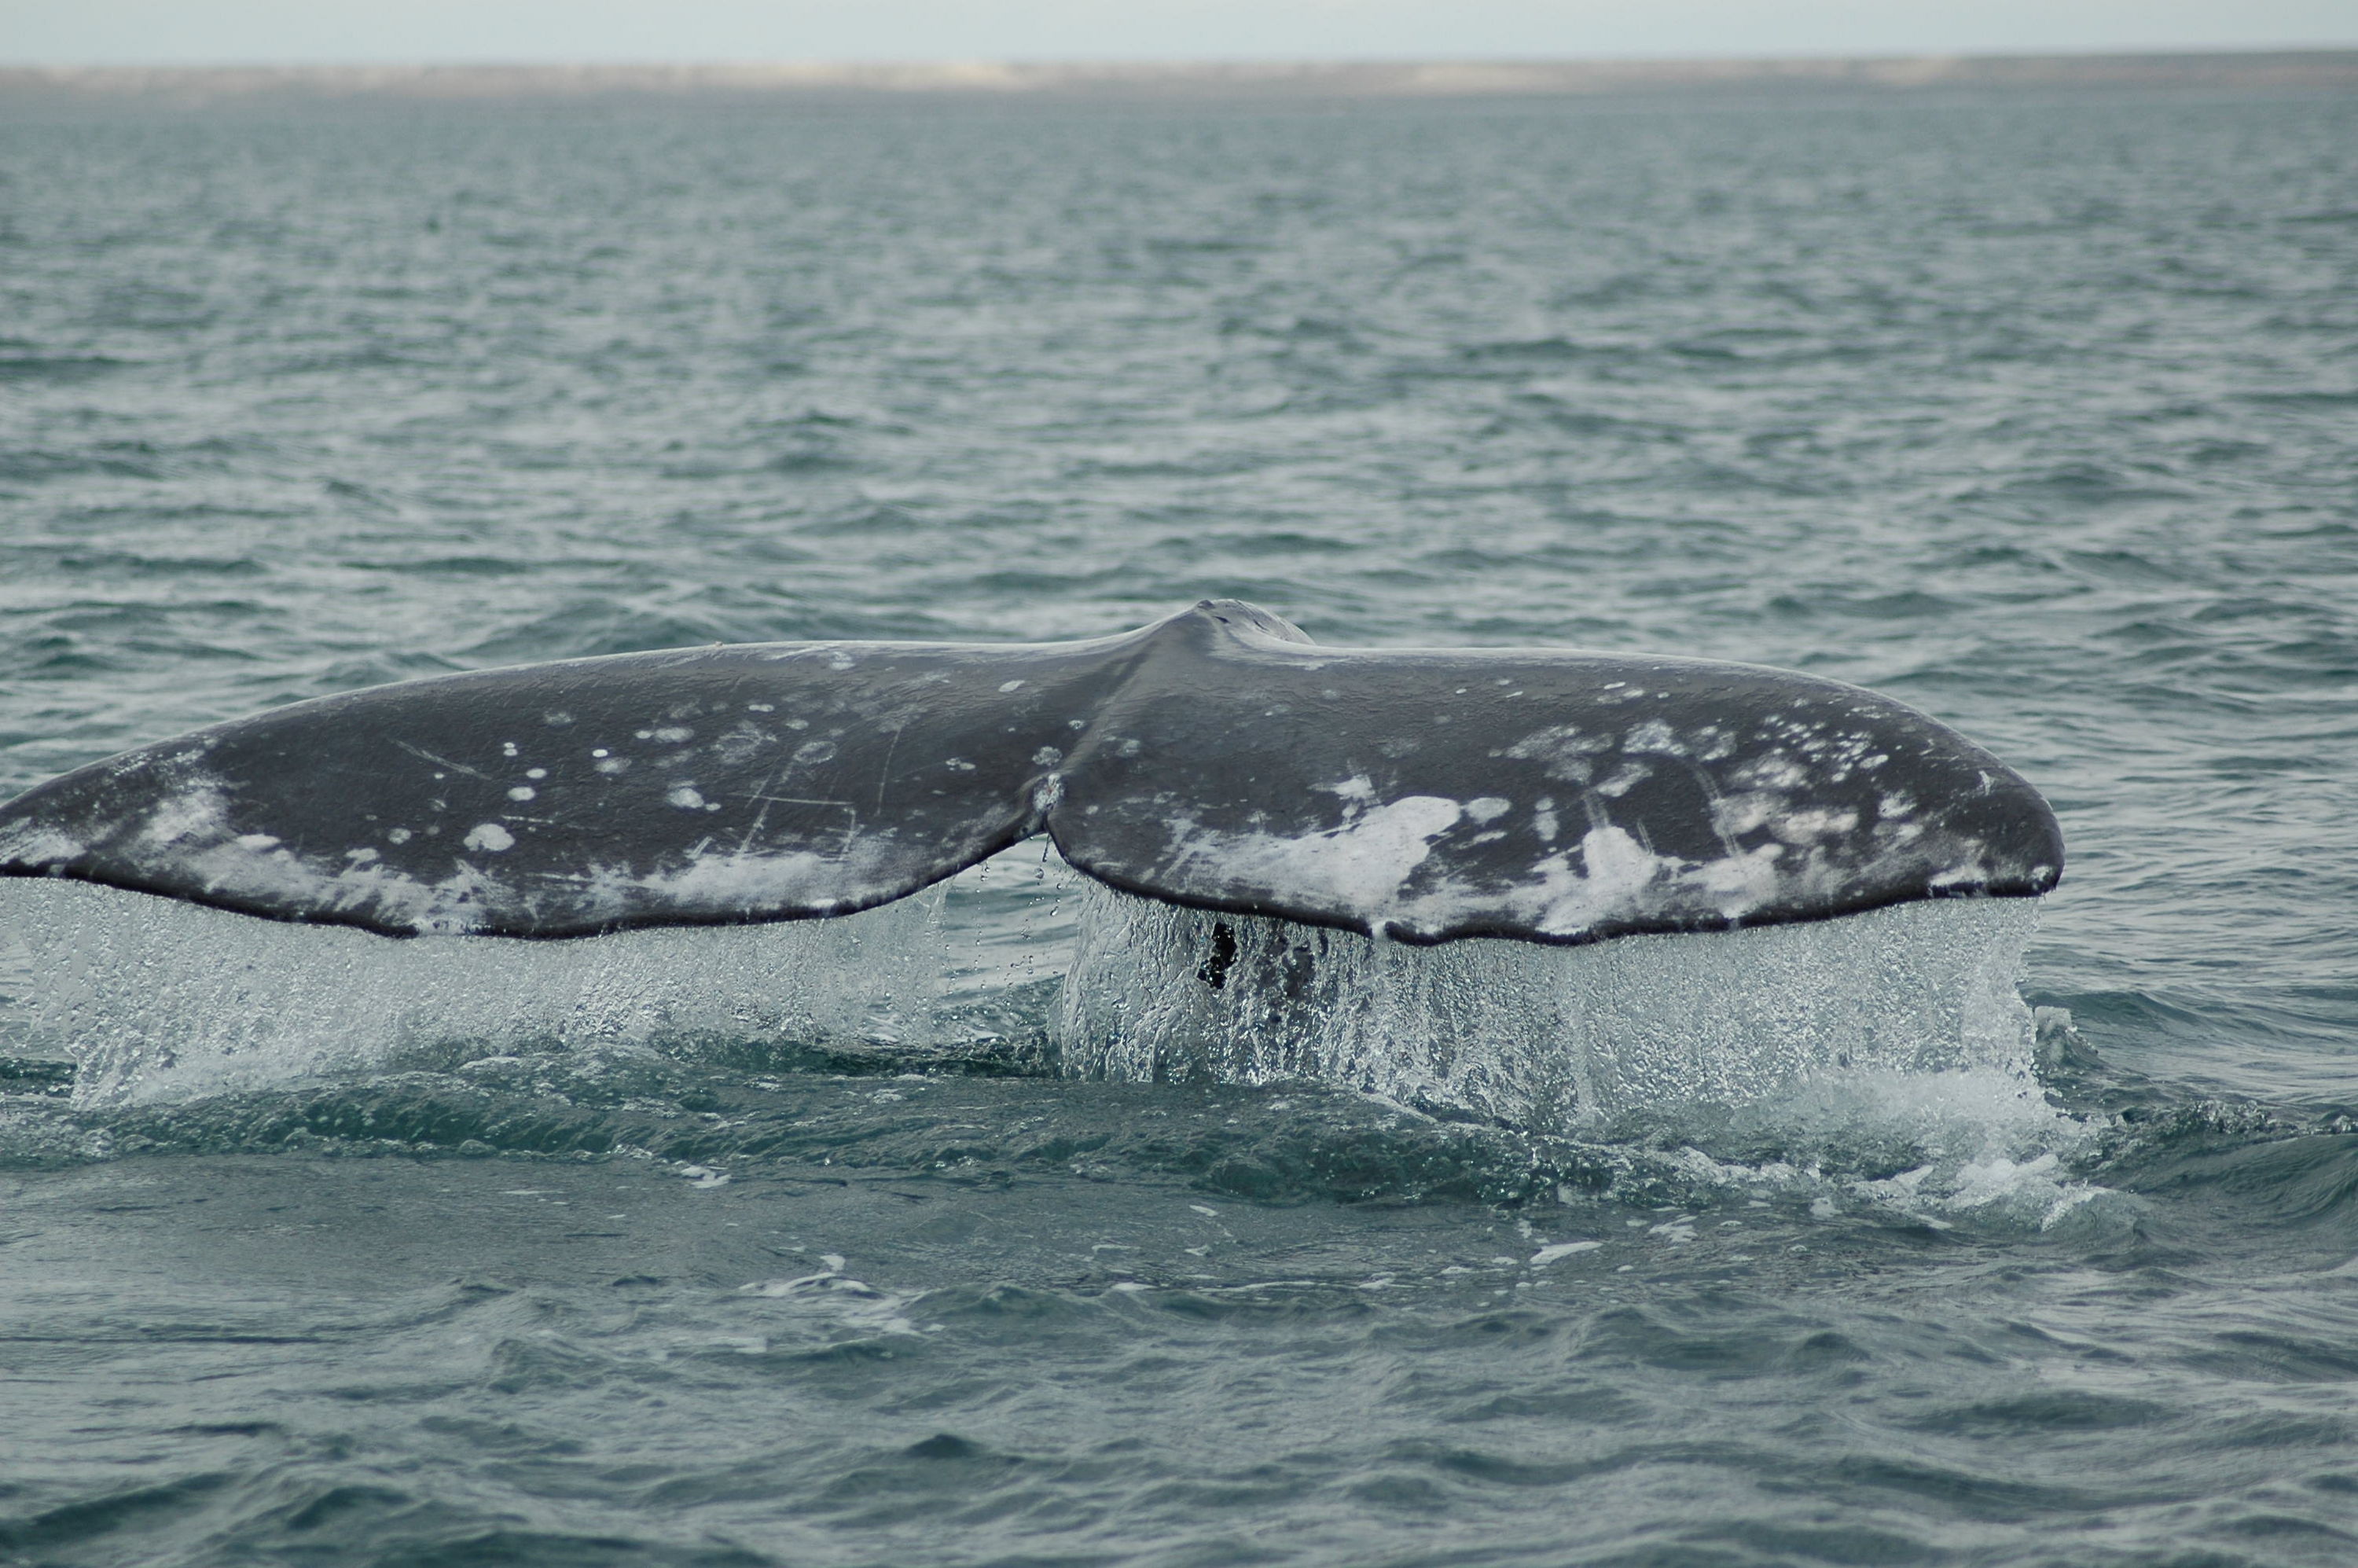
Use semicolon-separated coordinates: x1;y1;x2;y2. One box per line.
6;48;2357;103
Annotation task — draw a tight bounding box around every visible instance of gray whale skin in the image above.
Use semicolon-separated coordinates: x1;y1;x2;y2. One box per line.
0;600;2061;946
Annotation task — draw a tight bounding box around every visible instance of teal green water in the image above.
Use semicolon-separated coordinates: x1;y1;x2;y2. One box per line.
2;88;2356;1566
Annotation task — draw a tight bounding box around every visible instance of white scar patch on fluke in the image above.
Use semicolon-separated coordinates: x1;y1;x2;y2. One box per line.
1166;792;1466;933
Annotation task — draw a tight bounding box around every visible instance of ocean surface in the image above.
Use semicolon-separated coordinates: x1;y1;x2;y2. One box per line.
2;86;2356;1566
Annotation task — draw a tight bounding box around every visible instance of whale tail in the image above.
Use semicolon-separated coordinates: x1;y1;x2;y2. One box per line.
0;601;2060;944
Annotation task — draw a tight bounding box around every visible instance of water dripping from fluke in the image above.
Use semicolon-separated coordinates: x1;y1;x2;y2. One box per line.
2;838;2026;1103
1059;880;2040;1122
0;841;2116;1228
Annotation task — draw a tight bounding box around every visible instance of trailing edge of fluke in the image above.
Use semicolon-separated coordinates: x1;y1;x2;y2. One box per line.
0;600;2062;946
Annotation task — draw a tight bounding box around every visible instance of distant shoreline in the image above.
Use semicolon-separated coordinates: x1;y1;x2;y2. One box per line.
5;50;2356;107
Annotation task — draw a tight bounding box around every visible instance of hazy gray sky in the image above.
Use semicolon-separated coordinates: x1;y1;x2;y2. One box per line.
6;0;2354;65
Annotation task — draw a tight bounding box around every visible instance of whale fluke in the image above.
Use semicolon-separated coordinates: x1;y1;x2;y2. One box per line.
0;600;2061;944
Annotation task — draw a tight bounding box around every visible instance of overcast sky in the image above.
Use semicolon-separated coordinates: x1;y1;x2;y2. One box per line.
6;0;2353;66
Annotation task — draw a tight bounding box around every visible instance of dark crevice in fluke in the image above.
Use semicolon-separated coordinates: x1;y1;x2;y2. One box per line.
1198;920;1239;990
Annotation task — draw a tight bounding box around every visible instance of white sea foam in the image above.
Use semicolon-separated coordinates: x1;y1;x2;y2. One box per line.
736;1257;927;1339
1607;1066;2117;1234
